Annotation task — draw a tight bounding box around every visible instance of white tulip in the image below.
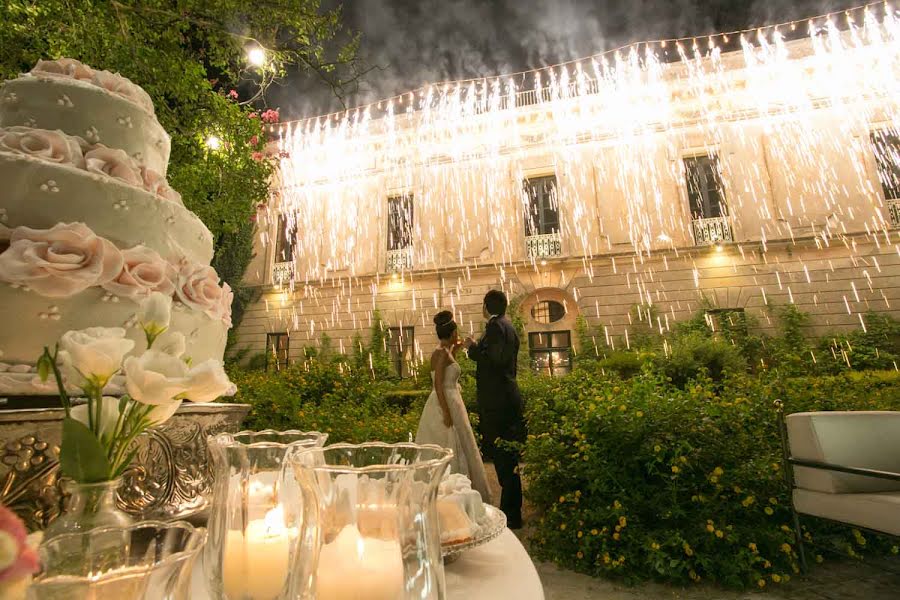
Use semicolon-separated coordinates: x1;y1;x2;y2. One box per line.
153;330;186;358
59;327;135;389
124;350;189;406
71;396;121;438
146;399;182;426
182;359;232;403
138;292;172;344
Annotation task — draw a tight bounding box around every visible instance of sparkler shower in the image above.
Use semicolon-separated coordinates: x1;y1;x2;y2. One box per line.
247;2;900;366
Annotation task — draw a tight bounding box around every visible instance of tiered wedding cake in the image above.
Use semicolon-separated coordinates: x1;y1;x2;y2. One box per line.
0;59;231;395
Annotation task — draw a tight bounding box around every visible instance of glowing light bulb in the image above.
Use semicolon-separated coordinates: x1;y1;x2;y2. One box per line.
206;135;221;150
247;47;266;67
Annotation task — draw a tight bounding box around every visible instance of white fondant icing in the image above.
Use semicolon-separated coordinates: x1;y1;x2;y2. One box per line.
0;77;170;174
0;152;213;264
0;285;228;366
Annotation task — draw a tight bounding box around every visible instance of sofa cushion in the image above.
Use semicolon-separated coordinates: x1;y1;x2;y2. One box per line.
794;488;900;537
786;411;900;494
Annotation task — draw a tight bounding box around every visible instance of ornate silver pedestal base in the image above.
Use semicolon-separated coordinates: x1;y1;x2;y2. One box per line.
0;403;249;530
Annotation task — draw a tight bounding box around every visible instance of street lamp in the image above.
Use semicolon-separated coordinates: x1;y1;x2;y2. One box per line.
247;47;266;68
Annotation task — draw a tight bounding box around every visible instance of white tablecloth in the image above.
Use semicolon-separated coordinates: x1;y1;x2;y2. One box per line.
192;529;544;600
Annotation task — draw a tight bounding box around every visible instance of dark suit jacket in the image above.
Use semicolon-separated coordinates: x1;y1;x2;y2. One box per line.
467;316;525;455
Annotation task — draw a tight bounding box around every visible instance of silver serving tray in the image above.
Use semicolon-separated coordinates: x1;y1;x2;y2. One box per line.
442;504;507;562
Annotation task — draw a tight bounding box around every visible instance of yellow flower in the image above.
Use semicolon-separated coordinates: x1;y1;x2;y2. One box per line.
710;476;719;483
654;445;661;453
715;530;724;539
706;524;715;533
741;496;755;507
733;485;742;494
576;551;584;559
713;466;724;476
613;500;622;509
618;516;627;527
780;543;792;554
591;529;598;536
560;523;567;531
764;560;772;568
768;497;778;505
671;466;681;474
683;543;694;556
618;404;627;411
764;507;774;516
575;490;581;497
771;574;782;583
689;570;700;582
636;410;644;417
559;496;565;503
603;553;611;564
651;542;661;551
758;579;766;588
748;542;758;553
679;456;688;464
613;533;620;540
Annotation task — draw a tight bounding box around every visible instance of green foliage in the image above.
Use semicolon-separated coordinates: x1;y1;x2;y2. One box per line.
597;351;645;379
228;362;424;444
0;0;360;335
658;332;746;389
521;369;900;589
60;418;111;483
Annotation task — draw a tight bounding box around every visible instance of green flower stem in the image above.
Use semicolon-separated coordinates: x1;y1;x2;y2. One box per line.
42;346;71;418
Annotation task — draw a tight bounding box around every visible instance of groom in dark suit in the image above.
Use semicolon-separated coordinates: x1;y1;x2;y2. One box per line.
464;289;525;529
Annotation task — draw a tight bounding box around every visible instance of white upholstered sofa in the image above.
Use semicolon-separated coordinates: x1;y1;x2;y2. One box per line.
783;411;900;566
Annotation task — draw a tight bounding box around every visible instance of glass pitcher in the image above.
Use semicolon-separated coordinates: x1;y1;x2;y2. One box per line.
205;429;327;600
287;442;452;600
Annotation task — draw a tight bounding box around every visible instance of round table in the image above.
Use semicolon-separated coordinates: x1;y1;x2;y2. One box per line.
192;529;544;599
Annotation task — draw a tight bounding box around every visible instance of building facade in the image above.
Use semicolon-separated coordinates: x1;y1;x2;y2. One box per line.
236;25;900;375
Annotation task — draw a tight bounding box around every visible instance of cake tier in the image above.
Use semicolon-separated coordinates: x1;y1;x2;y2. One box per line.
0;76;170;175
0;285;228;368
0;152;213;265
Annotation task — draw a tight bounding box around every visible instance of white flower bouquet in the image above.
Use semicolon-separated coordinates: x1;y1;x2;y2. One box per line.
36;292;233;483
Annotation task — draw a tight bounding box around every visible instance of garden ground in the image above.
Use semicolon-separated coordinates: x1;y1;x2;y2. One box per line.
483;465;900;600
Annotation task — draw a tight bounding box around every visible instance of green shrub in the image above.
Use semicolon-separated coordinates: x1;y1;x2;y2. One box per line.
596;351;644;379
521;369;900;589
657;333;746;388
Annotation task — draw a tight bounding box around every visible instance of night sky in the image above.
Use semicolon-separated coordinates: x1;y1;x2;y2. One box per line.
268;0;866;119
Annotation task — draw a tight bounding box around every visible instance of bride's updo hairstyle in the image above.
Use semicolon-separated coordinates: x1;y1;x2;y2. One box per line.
434;310;457;340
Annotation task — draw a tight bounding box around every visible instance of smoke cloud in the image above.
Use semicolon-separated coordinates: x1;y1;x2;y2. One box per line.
270;0;864;119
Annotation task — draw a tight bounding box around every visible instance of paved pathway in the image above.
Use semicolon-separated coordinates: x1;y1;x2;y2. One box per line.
484;464;900;600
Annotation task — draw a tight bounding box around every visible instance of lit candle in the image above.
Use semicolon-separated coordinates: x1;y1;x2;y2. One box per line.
315;524;404;600
222;505;294;600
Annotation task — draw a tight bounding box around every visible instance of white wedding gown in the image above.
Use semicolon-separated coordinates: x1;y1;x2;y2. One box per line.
415;354;492;504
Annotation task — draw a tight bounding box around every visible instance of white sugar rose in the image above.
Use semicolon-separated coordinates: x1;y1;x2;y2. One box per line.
32;58;94;82
84;146;143;187
71;396;121;437
124;350;189;406
153;331;186;358
0;223;124;297
140;168;183;204
59;327;135;389
0;127;85;168
101;245;175;301
175;264;230;323
91;69;155;114
182;359;232;403
137;291;172;344
146;399;182;426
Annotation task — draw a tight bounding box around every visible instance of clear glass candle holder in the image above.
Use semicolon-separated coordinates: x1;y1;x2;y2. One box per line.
287;442;452;600
29;520;205;600
205;430;328;600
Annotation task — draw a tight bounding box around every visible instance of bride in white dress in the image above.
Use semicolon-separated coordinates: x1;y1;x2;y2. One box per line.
415;311;492;503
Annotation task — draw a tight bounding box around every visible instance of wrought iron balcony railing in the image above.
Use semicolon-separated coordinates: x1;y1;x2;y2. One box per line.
272;261;294;285
888;199;900;227
691;216;733;246
525;232;563;259
386;247;413;272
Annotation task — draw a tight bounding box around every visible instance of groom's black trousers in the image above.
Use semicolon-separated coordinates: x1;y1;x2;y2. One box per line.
481;408;525;528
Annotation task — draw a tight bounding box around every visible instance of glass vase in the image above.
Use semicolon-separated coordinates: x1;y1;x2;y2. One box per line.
205;429;328;600
43;478;132;540
287;442;452;600
29;521;205;600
